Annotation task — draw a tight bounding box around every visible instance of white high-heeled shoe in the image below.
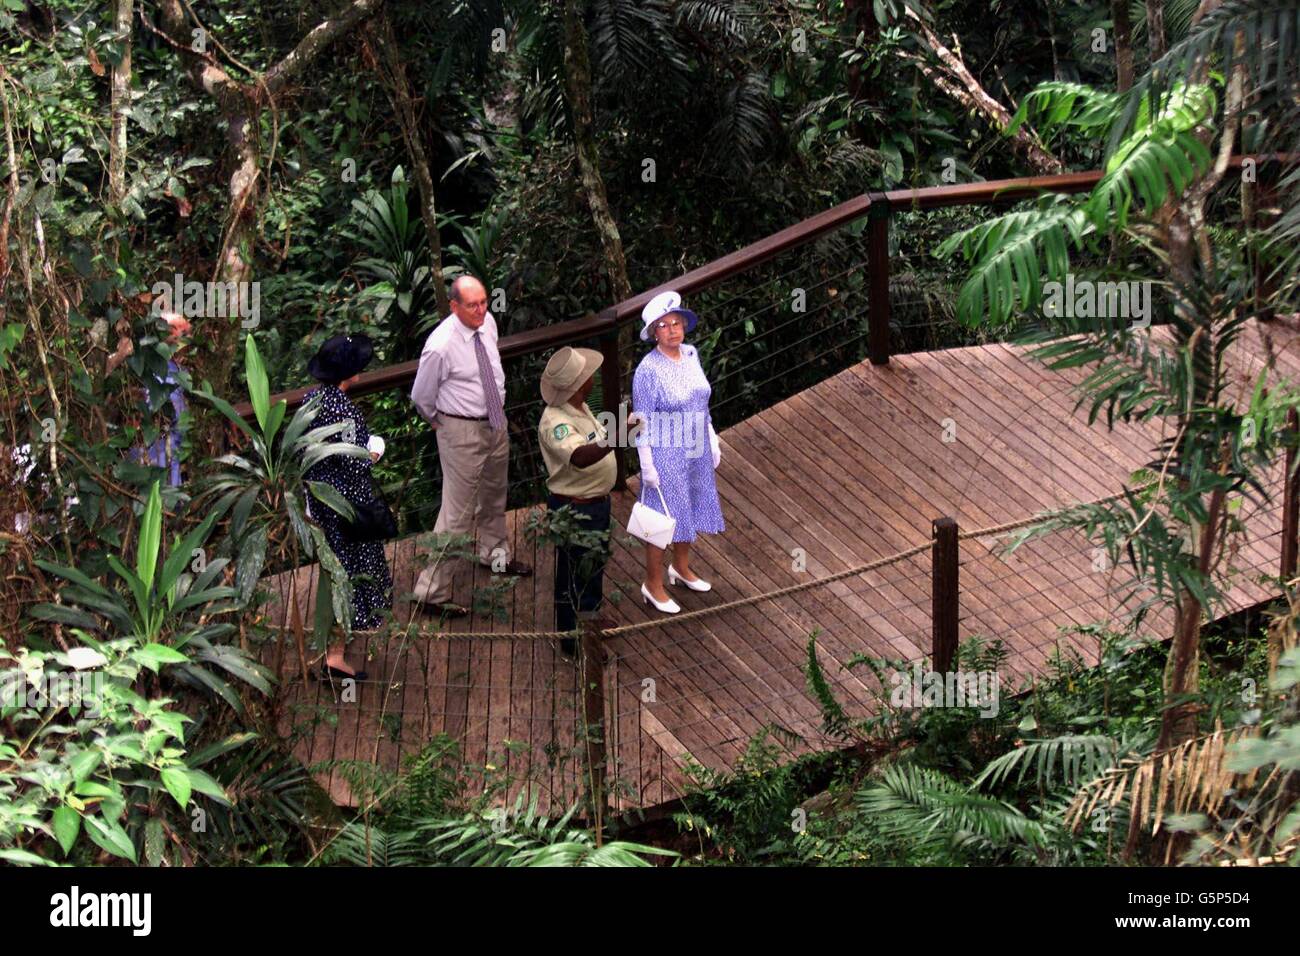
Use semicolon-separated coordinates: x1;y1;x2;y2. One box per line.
668;564;712;592
641;582;681;614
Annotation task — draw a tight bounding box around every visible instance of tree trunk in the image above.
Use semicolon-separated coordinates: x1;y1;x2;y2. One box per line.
1111;0;1134;91
369;11;450;321
1147;0;1167;64
562;0;632;305
1157;472;1227;752
843;0;882;139
155;0;384;394
109;0;132;205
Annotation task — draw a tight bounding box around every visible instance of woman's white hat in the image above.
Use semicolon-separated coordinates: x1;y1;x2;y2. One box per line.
640;290;699;342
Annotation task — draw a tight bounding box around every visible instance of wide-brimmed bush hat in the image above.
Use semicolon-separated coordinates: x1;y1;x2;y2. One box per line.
307;333;375;384
640;290;699;342
541;346;604;406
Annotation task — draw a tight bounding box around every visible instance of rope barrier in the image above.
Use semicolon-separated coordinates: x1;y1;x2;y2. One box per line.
399;481;1163;642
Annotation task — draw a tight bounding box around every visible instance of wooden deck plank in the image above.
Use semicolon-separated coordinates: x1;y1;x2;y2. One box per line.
859;354;1118;640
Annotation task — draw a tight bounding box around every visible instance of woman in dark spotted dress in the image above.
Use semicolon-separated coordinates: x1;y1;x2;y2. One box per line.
303;334;392;679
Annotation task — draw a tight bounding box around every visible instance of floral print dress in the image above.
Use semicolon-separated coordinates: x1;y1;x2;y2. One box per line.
303;385;392;629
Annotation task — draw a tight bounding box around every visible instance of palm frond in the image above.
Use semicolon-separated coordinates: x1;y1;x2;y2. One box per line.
1090;85;1215;230
936;195;1094;327
588;0;686;90
1008;81;1124;137
674;0;754;46
1065;722;1258;839
708;71;776;176
974;733;1145;791
1114;0;1300;152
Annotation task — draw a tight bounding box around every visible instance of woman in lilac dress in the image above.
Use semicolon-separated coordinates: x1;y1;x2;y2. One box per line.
633;291;725;614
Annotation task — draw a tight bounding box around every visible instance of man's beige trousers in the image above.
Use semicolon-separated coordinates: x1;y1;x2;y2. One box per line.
412;414;510;604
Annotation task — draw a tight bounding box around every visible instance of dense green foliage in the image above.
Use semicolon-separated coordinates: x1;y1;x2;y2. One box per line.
2;0;1297;867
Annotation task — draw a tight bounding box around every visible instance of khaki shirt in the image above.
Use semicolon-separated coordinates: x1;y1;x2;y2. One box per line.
539;402;617;498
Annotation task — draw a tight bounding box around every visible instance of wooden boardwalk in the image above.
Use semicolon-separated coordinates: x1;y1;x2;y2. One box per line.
262;317;1300;813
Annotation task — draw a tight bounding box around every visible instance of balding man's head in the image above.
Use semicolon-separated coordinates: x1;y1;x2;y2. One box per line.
449;276;489;331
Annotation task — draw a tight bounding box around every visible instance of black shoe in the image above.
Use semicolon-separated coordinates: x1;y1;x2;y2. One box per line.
319;664;368;681
480;559;533;577
412;599;470;618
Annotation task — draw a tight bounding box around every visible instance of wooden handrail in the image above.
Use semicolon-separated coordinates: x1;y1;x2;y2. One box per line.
234;154;1287;418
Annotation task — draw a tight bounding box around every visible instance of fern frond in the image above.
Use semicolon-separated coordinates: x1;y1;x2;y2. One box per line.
804;633;855;741
857;764;1048;855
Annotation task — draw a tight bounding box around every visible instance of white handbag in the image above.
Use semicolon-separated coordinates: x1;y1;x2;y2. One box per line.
627;486;676;549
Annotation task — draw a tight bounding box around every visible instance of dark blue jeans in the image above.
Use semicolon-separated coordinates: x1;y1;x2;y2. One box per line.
548;493;612;632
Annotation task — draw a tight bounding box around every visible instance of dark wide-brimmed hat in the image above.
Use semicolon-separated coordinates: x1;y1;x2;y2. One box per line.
307;334;374;384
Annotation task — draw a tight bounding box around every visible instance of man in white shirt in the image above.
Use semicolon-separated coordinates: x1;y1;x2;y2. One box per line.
410;276;532;617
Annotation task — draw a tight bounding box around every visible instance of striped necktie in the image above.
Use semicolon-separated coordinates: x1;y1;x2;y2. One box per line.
474;330;507;431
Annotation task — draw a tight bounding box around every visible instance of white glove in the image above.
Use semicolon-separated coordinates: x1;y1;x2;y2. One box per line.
367;435;385;460
708;423;721;470
637;443;659;490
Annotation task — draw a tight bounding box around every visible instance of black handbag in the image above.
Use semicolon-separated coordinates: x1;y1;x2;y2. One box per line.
341;483;398;543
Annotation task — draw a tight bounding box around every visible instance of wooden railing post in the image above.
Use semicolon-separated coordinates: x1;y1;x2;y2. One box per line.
932;516;959;674
598;317;626;491
579;622;608;838
1254;158;1280;324
866;192;892;366
1283;409;1299;581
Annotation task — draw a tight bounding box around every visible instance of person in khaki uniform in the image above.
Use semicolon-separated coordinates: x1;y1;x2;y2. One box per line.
539;347;625;656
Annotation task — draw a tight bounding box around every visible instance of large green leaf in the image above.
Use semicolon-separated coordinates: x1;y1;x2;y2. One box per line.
159;508;221;607
161;766;191;809
264;398;288;448
245;334;271;432
51;805;81;856
194;384;256;442
132;643;190;672
937;197;1092;327
306;481;356;522
84;814;137;862
234;523;270;606
28;603;101;630
106;554;149;629
135;481;163;592
185;768;230;807
32;558;113;598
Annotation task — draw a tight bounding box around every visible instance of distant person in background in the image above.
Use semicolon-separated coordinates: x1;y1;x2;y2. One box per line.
538;346;629;656
409;275;532;619
303;334;393;679
633;291;725;614
144;312;191;487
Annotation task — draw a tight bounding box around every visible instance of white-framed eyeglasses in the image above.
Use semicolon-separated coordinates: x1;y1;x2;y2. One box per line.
654;317;684;331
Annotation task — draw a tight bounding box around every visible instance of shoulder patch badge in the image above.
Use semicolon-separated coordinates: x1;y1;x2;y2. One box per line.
552;424;570;440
